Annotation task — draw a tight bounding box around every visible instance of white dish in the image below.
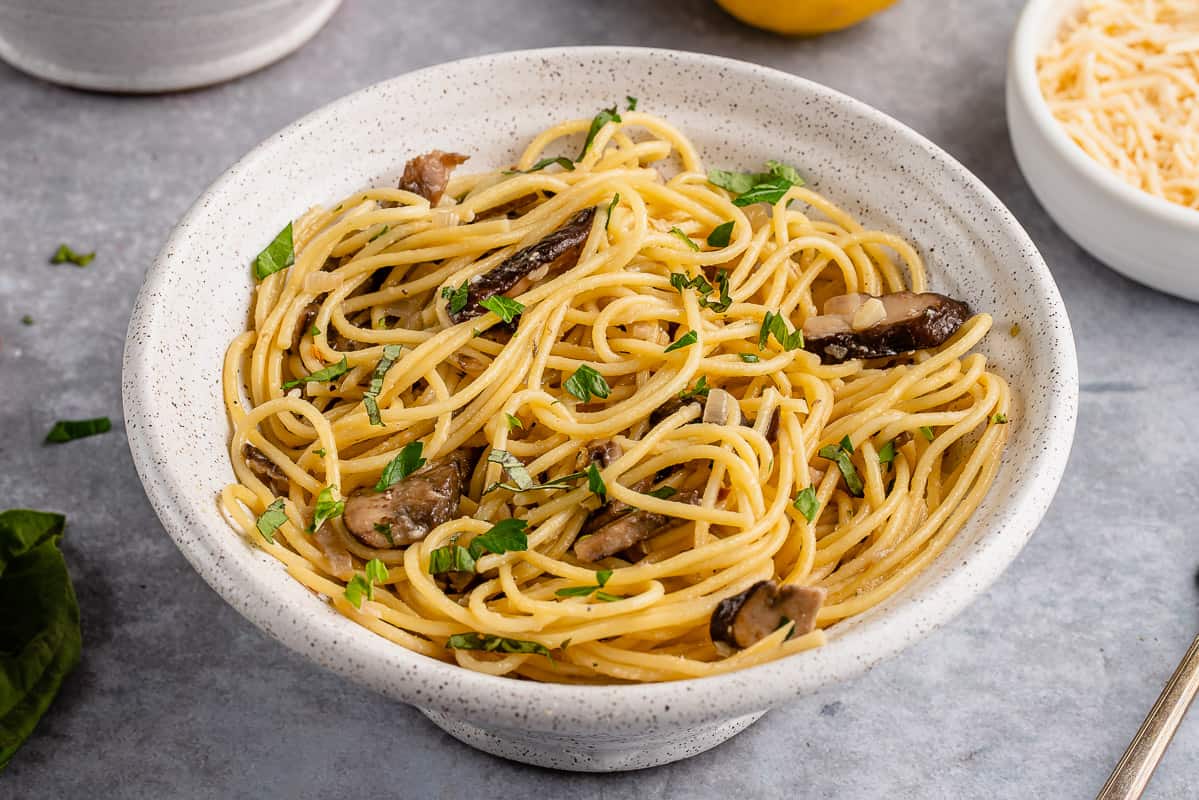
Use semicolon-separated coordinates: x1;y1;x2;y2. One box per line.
122;46;1078;771
0;0;341;92
1007;0;1199;301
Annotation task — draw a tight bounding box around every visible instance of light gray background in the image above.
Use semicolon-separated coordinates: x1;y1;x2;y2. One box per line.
2;1;1196;797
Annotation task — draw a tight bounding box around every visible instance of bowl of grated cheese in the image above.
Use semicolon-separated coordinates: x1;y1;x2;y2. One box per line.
1007;0;1199;301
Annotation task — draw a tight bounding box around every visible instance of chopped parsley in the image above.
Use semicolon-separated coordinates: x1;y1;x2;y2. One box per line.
707;160;804;206
486;449;533;491
428;543;476;575
445;633;551;658
555;568;621;599
877;440;897;465
314;448;327;457
44;417;111;443
505;156;575;174
707;220;734;248
587;462;606;497
647;486;678;500
992;413;1008;424
605;193;620;231
50;244;95;267
281;356;349;390
669;227;700;251
738;353;760;363
578;106;622;160
564;364;611;402
793;487;820;523
441;281;470;315
479;295;524;323
255;499;288;543
505;413;523;430
705;270;733;312
368;224;389;242
625;96;638;111
345;558;389;608
679;375;710;401
252;222;294;280
669;270;731;312
309;324;321;337
919;426;935;442
374;442;426;491
363;344;402;426
664;329;697;353
20;315;34;326
759;311;804;351
308;486;345;532
429;519;529;575
373;522;395;546
818;437;864;498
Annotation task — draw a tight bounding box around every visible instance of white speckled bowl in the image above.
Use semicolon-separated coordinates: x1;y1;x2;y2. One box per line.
1007;0;1199;301
0;0;341;92
123;47;1078;771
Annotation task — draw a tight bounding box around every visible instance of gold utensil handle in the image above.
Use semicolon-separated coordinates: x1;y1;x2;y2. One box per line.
1096;634;1199;800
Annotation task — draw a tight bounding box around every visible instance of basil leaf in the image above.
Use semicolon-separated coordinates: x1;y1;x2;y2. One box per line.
919;426;935;442
625;95;638;111
578;106;622;160
669;271;713;296
738;353;760;363
839;435;854;453
255;499;288;543
364;558;388;585
50;244;94;267
487;449;533;491
441;281;469;315
594;591;625;602
344;574;370;608
0;509;81;771
669;227;700;251
375;442;426;491
563;364;610;402
708;160;805;207
445;633;551;658
479;295;524;323
309;486;344;532
587;462;606;497
309;324;321;337
679;376;709;401
606;193;620;231
506;156;575;174
759;311;803;351
44;417;111;444
596;568;613;587
429;544;476;575
647;486;677;500
555;568;617;599
253;222;294;281
364;344;402;426
467;518;529;560
707;221;734;248
664;330;697;353
505;413;523;430
818;440;864;498
877;440;897;465
554;585;599;597
281;356;349;390
707;169;756;195
793;487;819;523
703;270;733;313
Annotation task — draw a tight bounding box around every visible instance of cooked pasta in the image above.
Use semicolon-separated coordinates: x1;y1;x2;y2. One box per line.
219;110;1011;684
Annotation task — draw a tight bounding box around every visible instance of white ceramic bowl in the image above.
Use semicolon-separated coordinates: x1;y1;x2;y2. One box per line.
0;0;341;92
1007;0;1199;301
123;47;1078;771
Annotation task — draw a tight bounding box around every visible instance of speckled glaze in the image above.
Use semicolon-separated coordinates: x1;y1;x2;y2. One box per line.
122;48;1078;771
0;0;342;92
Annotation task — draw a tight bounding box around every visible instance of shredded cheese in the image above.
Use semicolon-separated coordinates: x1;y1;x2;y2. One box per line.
1038;0;1199;210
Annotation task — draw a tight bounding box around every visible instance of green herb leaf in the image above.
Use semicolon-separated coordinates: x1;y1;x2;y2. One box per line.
605;193;620;231
50;244;94;267
647;486;678;500
428;544;476;575
919;426;935;442
375;442;426;491
0;509;81;770
344;574;370;609
839;435;854;453
877;440;897;465
479;295;525;323
708;161;804;207
564;364;611;402
253;222;294;281
363;344;402;426
587;462;606;497
555;568;619;599
255;499;288;543
578;106;622;160
793;487;820;523
506;156;575;174
555;585;599;597
669;227;700;251
309;486;344;532
441;281;470;315
281;356;349;390
707;221;734;248
309;324;321;337
365;558;389;585
485;471;587;494
992;413;1008;425
818;439;864;498
706;270;733;313
625;95;638;111
738;353;760;363
20;315;33;326
373;522;395;546
446;632;551;658
467;518;529;561
314;448;328;458
487;449;534;491
707;169;757;195
759;311;804;351
679;375;710;401
594;591;625;602
44;417;111;444
505;413;523;430
669;271;713;296
368;225;389;242
664;329;698;353
596;568;613;586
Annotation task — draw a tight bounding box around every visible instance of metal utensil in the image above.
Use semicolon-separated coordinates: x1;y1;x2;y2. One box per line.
1096;634;1199;799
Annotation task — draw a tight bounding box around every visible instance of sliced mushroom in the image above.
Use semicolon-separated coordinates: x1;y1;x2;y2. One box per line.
292;302;320;351
399;150;469;205
343;450;473;548
580;440;623;470
312;524;353;580
243;445;289;496
702;388;741;426
575;488;700;562
449;206;596;322
709;580;827;649
801;291;971;364
649;397;701;427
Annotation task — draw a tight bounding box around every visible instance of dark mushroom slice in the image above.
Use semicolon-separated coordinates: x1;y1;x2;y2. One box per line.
398;150;469;205
449;206;597;322
801;291;971;365
243;445;290;496
343;450;474;548
649;396;700;427
710;580;827;649
292;302;321;351
585;439;623;469
575;488;700;562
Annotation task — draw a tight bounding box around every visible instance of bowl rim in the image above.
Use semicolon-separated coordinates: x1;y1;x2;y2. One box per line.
124;45;1079;729
1009;0;1199;231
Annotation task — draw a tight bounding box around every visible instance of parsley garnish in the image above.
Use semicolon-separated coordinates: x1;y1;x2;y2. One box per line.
373;522;395;546
707;220;735;248
429;519;530;575
252;223;294;280
793;487;819;523
345;558;389;608
669;271;729;312
45;417;111;443
669;227;700;251
309;324;321;337
625;96;638;111
375;442;426;491
705;270;733;312
707;160;804;206
505;413;523;430
282;356;349;390
578;106;622;160
877;440;897;465
255;499;288;543
555;568;622;599
647;486;678;500
20;315;34;326
505;157;575;174
487;449;533;491
738;353;760;363
679;376;710;401
368;225;389;242
50;244;95;267
428;543;476;575
605;192;620;231
818;437;864;498
664;329;697;353
479;295;524;323
564;364;611;402
992;413;1008;424
314;447;327;457
758;311;804;351
587;462;606;497
308;486;345;532
441;281;469;315
363;344;402;426
446;633;551;658
670;271;713;295
919;426;935;442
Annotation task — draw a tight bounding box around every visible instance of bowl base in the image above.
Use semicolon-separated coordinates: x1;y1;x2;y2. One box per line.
419;706;766;771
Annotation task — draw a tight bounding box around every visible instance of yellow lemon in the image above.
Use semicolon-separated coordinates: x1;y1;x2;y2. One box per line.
716;0;899;35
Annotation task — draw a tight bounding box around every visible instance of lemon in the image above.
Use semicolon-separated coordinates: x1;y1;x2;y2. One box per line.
716;0;899;35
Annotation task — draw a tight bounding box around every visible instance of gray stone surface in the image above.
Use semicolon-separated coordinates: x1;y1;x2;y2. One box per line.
1;0;1196;797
